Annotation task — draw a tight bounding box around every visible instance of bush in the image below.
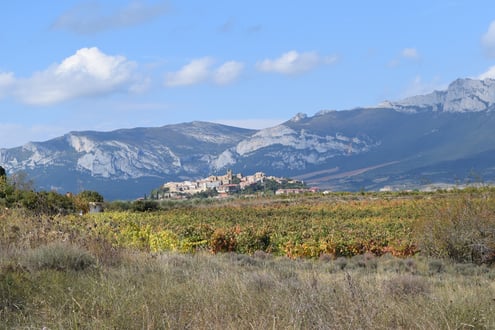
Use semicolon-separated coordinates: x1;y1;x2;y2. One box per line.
209;228;237;253
235;226;272;254
74;190;104;213
0;177;76;214
415;191;495;264
22;243;96;272
105;200;132;212
131;200;159;212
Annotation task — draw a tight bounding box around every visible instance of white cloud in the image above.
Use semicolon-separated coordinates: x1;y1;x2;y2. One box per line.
256;50;337;75
213;61;244;85
52;0;170;34
402;48;419;60
13;47;142;105
481;21;495;57
478;65;495;79
0;72;14;86
56;47;130;79
0;72;15;98
165;58;244;87
165;57;213;87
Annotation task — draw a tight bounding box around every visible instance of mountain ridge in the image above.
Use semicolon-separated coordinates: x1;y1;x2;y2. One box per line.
379;78;495;113
2;77;495;199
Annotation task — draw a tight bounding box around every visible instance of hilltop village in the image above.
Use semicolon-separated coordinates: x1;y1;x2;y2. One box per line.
155;170;318;199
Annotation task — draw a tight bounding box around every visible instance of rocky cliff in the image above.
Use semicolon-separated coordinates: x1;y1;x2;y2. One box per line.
2;78;495;199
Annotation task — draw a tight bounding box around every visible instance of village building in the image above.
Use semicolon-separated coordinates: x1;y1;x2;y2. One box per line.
89;202;104;213
158;170;310;199
275;187;320;195
217;183;239;194
160;170;268;198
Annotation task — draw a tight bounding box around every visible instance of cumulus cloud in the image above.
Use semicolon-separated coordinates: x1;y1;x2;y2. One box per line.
165;58;214;87
165;58;244;87
0;72;15;98
52;0;170;34
482;21;495;57
256;50;337;75
12;47;144;105
213;61;244;85
478;65;495;79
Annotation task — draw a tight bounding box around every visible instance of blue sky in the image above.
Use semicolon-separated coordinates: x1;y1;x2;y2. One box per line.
1;1;495;148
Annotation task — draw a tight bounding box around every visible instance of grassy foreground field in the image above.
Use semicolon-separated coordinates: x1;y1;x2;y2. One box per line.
1;189;495;328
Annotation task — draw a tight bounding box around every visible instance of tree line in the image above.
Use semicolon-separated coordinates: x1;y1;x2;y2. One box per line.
0;165;103;215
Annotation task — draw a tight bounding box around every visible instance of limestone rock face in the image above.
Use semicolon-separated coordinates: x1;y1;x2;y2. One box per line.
383;78;495;113
2;77;495;199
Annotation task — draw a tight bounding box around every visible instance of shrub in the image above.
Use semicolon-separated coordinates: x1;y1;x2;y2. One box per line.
22;243;96;272
235;226;272;254
105;200;131;212
209;228;237;253
131;200;159;212
415;191;495;264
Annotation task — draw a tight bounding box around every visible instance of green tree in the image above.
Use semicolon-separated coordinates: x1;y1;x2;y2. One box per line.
39;191;75;214
0;178;13;205
77;190;104;203
0;168;15;207
74;190;104;213
132;200;159;212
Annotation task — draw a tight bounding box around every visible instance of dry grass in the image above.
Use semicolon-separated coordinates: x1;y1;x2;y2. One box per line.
1;246;495;329
2;190;495;329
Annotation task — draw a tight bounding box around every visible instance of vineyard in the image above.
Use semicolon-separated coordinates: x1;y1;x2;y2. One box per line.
3;188;494;262
2;188;495;328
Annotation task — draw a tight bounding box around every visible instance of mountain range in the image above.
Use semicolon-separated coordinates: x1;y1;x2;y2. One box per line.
2;77;495;200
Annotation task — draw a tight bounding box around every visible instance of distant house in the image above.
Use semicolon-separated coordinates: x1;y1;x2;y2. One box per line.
275;187;319;195
217;184;239;194
89;202;104;213
276;189;299;195
308;187;320;193
159;170;307;199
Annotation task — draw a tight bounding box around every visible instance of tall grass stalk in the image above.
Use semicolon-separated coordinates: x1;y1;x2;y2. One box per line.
1;249;495;329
